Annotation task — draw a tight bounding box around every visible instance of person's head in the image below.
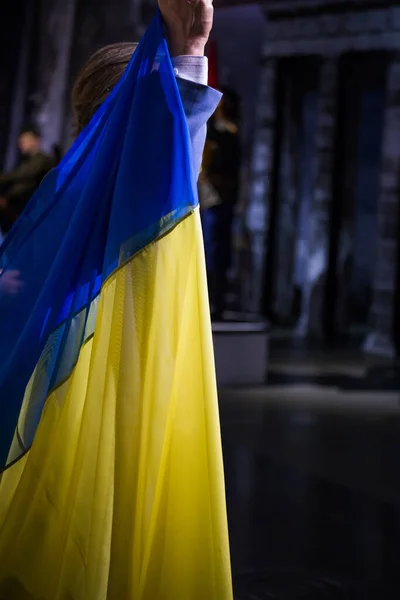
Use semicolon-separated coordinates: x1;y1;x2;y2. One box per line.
18;126;41;156
72;42;138;135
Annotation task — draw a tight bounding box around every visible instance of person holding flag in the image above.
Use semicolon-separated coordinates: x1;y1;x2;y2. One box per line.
0;0;232;598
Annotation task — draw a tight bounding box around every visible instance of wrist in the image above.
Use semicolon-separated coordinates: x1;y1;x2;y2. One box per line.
183;41;206;57
169;39;206;58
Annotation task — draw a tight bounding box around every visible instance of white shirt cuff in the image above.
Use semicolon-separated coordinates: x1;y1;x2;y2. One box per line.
171;56;208;86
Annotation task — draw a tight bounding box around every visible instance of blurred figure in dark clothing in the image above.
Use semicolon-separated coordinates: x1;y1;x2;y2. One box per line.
200;87;241;320
0;126;56;235
52;143;63;165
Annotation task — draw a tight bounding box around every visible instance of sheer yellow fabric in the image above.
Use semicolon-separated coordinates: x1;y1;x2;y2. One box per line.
0;210;232;600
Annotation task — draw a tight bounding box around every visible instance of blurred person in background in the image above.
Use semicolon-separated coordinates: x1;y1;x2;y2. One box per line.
0;126;56;235
200;87;241;320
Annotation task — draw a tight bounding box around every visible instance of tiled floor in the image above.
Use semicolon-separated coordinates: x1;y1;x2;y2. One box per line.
221;338;400;599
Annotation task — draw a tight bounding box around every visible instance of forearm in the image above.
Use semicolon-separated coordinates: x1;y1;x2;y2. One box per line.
0;171;17;185
172;56;221;178
171;56;208;86
0;157;45;186
5;186;30;202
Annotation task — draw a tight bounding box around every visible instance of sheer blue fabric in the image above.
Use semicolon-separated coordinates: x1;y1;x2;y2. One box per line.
0;12;198;469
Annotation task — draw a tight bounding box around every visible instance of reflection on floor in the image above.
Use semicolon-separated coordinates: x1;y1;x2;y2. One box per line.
221;338;400;599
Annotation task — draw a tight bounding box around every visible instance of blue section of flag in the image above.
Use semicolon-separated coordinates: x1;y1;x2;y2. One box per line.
0;12;197;468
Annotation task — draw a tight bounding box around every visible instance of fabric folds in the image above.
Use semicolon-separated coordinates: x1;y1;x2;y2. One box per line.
0;11;232;600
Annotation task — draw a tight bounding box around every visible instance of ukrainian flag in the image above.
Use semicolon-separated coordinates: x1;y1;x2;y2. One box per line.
0;13;232;600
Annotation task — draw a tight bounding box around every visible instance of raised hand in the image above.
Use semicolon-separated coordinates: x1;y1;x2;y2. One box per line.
0;270;23;296
158;0;214;57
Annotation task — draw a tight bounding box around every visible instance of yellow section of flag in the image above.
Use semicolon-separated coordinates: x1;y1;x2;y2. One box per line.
0;209;232;600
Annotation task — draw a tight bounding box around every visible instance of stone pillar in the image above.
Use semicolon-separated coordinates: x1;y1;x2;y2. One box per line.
33;0;78;153
364;55;400;358
246;57;277;314
306;58;338;338
271;71;300;321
